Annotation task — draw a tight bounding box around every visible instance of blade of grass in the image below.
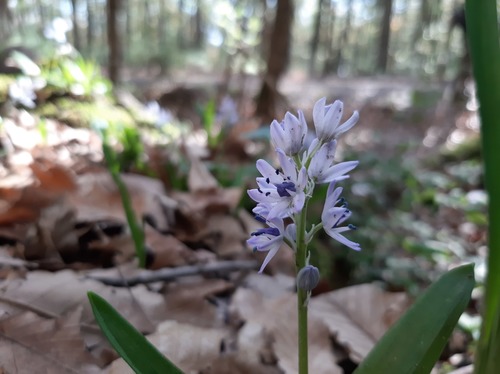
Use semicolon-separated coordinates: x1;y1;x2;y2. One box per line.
354;264;474;374
465;1;500;373
88;291;183;374
102;141;146;268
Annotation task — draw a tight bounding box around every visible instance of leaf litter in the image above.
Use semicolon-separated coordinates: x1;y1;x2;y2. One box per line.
0;88;414;374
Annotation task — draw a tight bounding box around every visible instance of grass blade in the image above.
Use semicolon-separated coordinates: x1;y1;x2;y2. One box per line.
354;264;474;374
88;291;183;374
465;0;500;373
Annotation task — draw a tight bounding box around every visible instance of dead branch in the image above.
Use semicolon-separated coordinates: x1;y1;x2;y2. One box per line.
86;260;259;287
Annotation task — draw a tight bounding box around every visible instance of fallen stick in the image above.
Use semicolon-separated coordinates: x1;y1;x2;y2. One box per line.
86;260;259;287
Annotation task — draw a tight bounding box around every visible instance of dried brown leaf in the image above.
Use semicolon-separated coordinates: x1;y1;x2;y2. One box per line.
310;283;409;362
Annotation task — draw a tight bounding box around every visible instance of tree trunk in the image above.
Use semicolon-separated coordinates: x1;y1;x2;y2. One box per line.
322;1;337;75
376;0;393;73
125;0;132;46
332;0;353;74
0;0;13;40
107;0;123;85
255;0;294;122
308;0;325;75
71;0;82;51
86;0;94;56
192;0;203;48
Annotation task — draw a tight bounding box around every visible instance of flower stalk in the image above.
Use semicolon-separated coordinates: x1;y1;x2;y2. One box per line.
247;98;361;374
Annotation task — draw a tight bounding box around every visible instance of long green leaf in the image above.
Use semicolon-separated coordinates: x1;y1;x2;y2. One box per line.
88;292;183;374
354;264;474;374
465;0;500;373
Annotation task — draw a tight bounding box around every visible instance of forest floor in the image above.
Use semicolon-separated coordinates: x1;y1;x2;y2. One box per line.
0;69;481;374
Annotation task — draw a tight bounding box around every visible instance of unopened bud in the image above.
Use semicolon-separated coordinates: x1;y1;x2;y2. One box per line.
297;265;320;292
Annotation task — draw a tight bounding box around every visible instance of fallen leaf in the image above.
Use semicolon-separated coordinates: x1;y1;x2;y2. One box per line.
230;288;342;374
310;283;409;362
0;307;101;372
106;320;227;374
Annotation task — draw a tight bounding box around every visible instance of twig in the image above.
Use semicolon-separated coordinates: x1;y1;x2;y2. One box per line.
86;260;259;287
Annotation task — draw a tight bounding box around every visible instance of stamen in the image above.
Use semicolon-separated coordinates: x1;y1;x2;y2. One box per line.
276;181;296;197
265;192;271;196
348;224;357;230
275;169;280;175
254;214;266;223
266;177;270;184
258;188;263;193
251;227;280;237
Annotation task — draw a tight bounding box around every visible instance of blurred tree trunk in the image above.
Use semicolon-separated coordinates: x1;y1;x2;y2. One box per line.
177;0;185;48
71;0;82;51
86;0;94;56
322;1;337;75
308;0;325;75
255;0;294;122
0;0;13;41
376;0;393;73
125;0;132;46
158;0;167;51
143;2;153;44
107;0;123;85
36;0;46;35
331;0;353;74
411;0;430;45
192;0;203;48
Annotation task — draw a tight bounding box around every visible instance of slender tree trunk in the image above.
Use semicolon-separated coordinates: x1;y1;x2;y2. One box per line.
125;0;132;46
192;0;203;48
308;0;325;75
255;0;294;121
322;1;337;75
86;0;94;56
333;0;353;73
71;0;82;51
107;0;123;85
177;0;185;48
0;0;13;40
376;0;393;73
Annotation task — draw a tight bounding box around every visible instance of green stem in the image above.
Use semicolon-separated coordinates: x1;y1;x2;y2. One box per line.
296;203;309;374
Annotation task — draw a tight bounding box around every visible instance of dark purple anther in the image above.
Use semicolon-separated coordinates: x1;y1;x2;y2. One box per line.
251;227;281;237
276;181;296;197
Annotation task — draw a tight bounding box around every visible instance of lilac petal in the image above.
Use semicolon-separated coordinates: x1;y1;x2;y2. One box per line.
267;200;291;220
258;245;280;273
248;189;269;203
277;149;296;180
321;161;359;183
256;159;281;183
324;228;361;251
323;100;343;136
270;120;287;151
334;111;359;137
313;97;327;135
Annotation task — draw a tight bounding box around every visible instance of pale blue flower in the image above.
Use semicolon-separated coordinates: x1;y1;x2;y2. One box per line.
308;140;359;184
247;218;285;273
322;182;361;251
313;98;359;142
247;149;307;219
270;110;308;155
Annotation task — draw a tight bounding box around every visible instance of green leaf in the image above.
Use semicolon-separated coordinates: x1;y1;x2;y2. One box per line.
88;292;183;374
354;264;474;374
465;1;500;373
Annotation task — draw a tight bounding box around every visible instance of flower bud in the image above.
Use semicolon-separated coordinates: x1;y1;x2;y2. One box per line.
297;265;320;292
